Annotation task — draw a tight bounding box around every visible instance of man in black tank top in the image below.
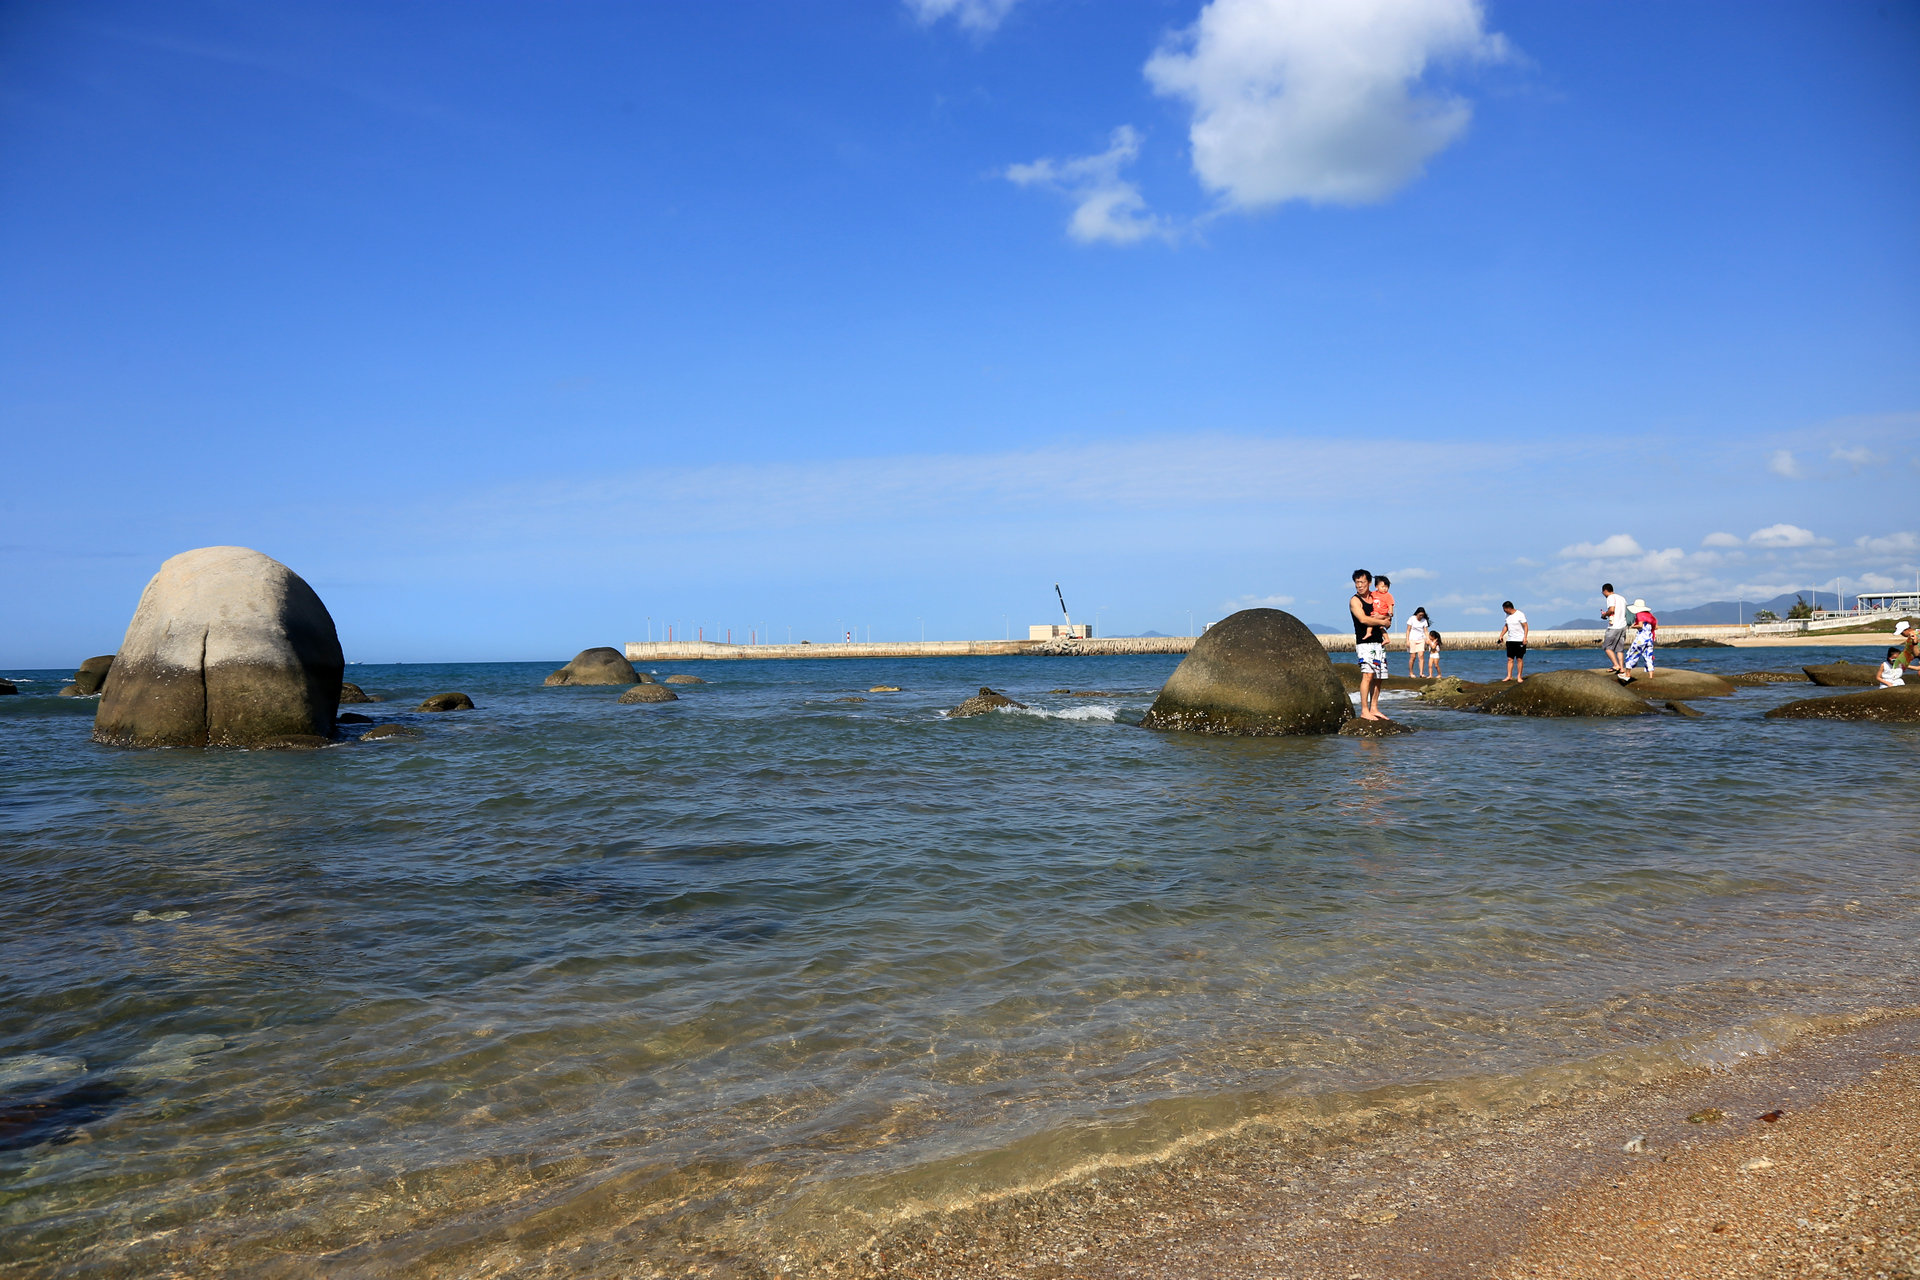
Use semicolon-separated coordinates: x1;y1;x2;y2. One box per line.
1350;569;1391;720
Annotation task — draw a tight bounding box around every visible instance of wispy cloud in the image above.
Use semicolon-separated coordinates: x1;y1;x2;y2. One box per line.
904;0;1020;34
1856;531;1919;556
1225;592;1296;609
1748;523;1823;548
1006;127;1167;245
1387;566;1437;580
1557;533;1642;558
1766;449;1804;479
1701;532;1742;548
1829;445;1879;468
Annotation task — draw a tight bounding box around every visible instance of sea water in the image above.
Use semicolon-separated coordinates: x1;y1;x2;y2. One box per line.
2;647;1916;1275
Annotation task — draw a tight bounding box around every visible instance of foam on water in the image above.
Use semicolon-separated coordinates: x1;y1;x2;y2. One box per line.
2;646;1915;1276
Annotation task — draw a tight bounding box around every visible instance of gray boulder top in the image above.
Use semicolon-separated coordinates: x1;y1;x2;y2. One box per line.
545;647;641;686
1141;608;1350;736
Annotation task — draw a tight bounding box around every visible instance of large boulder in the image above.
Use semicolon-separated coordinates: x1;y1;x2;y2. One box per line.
417;692;474;712
1610;669;1737;698
93;547;343;748
1765;686;1920;723
544;647;640;686
617;684;678;704
1140;609;1350;735
948;686;1025;717
1804;661;1878;687
1479;670;1656;717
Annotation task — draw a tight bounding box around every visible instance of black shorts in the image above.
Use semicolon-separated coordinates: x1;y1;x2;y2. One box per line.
1505;641;1527;659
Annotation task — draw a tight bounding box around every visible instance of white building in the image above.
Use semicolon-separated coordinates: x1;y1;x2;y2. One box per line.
1854;590;1920;614
1029;623;1092;640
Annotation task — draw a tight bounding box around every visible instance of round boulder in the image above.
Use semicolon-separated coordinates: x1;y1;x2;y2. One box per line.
617;684;679;703
663;674;705;685
71;655;115;695
93;547;343;748
1140;609;1350;736
338;681;376;704
417;692;474;712
1765;686;1920;723
1480;670;1656;717
545;647;640;686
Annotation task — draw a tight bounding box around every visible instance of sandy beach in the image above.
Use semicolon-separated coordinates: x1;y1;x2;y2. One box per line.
856;1013;1919;1279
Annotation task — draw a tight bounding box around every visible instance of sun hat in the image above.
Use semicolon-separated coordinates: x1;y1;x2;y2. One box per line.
1630;599;1648;611
1897;621;1912;635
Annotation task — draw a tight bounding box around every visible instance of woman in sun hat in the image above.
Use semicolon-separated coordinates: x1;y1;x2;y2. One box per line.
1617;599;1658;683
1895;619;1917;673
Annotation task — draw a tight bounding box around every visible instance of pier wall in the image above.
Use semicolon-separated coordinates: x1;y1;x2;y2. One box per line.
626;625;1751;663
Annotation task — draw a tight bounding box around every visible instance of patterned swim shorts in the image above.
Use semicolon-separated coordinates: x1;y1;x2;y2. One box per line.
1356;642;1388;677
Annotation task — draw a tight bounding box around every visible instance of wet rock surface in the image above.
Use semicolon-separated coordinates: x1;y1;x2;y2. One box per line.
92;546;343;748
1804;661;1878;687
337;712;374;724
359;724;422;740
949;687;1025;717
1726;670;1808;685
544;647;640;686
1765;686;1920;722
1480;670;1658;718
1141;608;1350;736
617;684;679;704
70;655;115;695
1610;668;1738;698
416;692;474;712
338;681;376;703
1339;719;1416;736
663;674;706;685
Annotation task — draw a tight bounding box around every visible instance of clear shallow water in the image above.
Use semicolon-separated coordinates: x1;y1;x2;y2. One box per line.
2;647;1917;1275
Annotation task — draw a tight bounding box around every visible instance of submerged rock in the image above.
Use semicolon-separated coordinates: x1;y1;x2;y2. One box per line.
663;674;706;685
1480;670;1657;718
617;684;679;704
1765;686;1920;723
949;686;1025;717
93;546;343;748
338;681;376;704
360;723;422;740
1664;700;1703;717
1339;719;1416;737
1140;609;1350;736
337;712;374;724
416;692;474;712
1726;670;1807;685
544;647;640;686
0;679;16;696
834;696;867;703
1331;664;1438;694
1804;661;1877;687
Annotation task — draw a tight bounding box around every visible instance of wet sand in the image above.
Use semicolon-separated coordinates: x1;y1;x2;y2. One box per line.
854;1014;1918;1279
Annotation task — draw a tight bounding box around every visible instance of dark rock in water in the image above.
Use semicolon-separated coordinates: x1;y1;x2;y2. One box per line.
1480;670;1657;717
544;647;640;687
1664;638;1734;648
1050;688;1073;694
663;674;705;685
1141;609;1350;736
1610;669;1738;698
636;672;657;684
252;734;333;749
617;684;678;704
949;686;1025;717
71;655;115;695
338;681;376;704
1664;700;1703;717
1339;718;1415;736
1804;662;1877;688
834;696;867;703
416;692;474;712
1331;664;1433;693
0;1080;131;1153
360;723;422;740
58;684;85;697
0;679;15;696
337;712;374;724
93;546;343;748
1766;686;1920;722
1726;670;1808;685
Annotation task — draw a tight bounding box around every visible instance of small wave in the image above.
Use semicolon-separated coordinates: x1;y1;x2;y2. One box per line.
998;704;1120;722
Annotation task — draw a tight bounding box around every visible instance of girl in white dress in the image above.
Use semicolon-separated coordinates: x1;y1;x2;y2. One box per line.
1406;608;1432;677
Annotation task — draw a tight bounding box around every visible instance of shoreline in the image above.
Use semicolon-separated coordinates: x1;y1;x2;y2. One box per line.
846;1011;1919;1279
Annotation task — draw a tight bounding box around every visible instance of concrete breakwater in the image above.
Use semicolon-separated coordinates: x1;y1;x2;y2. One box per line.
625;625;1752;662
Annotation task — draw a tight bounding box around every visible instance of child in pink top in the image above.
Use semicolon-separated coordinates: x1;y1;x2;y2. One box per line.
1370;577;1395;634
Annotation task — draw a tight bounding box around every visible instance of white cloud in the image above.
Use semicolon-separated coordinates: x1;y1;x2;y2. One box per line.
1386;566;1437;580
905;0;1019;34
1701;531;1742;548
1557;533;1643;559
1829;445;1879;468
1767;449;1804;479
1006;127;1166;245
1749;523;1820;548
1143;0;1508;210
1226;592;1296;609
1855;531;1919;556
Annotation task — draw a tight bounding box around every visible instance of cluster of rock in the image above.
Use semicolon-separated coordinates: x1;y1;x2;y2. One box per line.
1767;686;1920;722
59;656;115;697
949;687;1026;717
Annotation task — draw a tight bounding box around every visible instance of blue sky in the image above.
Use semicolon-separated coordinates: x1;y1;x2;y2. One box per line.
3;0;1917;663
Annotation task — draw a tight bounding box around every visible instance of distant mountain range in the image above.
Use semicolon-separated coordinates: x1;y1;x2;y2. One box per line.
1548;591;1811;630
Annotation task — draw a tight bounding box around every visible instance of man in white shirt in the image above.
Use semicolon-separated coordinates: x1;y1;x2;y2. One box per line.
1500;600;1529;682
1601;583;1631;674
